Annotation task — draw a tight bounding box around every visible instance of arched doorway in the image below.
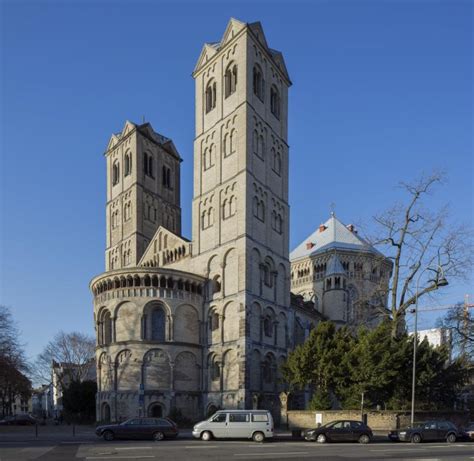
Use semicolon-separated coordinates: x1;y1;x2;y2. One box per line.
147;403;163;418
101;402;111;422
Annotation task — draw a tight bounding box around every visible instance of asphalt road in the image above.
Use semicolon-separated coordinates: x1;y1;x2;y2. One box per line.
0;437;473;461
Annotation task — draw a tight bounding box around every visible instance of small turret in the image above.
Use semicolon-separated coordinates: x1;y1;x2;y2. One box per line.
322;253;347;323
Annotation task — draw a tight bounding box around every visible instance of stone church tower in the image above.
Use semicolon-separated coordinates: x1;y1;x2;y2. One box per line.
105;122;182;271
188;18;292;412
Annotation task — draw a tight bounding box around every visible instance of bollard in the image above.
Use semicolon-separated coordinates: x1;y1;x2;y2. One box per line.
35;423;38;438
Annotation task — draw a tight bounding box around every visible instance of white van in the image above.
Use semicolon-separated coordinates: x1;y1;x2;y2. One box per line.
192;410;274;442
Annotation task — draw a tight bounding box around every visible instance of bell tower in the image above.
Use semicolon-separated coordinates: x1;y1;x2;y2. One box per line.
105;121;182;271
192;19;292;411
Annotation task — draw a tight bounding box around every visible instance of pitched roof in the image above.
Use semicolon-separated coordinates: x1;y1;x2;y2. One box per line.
290;214;382;261
193;18;291;84
106;121;181;161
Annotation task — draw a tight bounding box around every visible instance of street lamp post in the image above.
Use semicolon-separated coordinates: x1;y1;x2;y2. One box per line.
410;266;448;426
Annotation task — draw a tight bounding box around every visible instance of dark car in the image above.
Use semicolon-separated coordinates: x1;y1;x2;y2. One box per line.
304;420;373;444
388;420;459;443
0;414;36;426
95;417;179;441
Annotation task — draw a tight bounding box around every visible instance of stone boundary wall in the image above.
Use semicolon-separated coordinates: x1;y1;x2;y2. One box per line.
286;410;470;431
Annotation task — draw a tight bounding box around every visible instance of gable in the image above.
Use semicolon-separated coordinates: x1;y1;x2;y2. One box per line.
220;17;246;47
193;43;219;75
139;226;191;268
248;22;269;49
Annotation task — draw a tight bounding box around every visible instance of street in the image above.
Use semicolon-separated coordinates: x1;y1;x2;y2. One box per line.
0;428;472;461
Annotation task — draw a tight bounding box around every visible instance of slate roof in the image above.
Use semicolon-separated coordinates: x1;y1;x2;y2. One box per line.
290;214;382;261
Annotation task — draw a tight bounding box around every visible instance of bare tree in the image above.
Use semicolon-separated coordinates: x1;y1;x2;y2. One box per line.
0;306;30;416
33;331;95;390
437;302;474;358
365;172;473;338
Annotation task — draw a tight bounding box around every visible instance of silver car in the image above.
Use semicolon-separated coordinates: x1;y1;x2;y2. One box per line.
192;410;274;442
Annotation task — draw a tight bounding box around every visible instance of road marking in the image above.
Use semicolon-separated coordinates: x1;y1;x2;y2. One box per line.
115;447;153;450
234;452;309;457
371;448;428;452
86;457;154;460
183;445;218;448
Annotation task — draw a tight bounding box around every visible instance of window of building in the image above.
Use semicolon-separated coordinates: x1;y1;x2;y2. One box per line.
263;316;273;337
205;80;217;113
210;312;220;331
150;307;166;341
144;152;154;178
224;63;237;97
253;65;264;101
253;198;265;222
211;361;220;381
124;152;132;176
162;166;172;188
270;85;280;119
112;161;120;185
272;149;281;174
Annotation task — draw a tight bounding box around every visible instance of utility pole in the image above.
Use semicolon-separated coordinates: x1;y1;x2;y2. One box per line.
461;294;469;356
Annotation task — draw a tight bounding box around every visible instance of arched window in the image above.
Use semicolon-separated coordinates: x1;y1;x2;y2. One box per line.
257;135;265;159
205;80;217;113
112;161;120;185
144;152;153;177
259;200;265;221
272;149;281;174
101;311;112;345
253;130;258;155
211;359;220;381
229;196;236;217
253;65;264;101
212;275;221;293
210;312;220;331
263;316;273;337
162;166;171;188
223;133;232;157
149;307;166;341
230;129;236;154
124;152;132;176
225;62;237;97
253;196;259;218
222;199;228;219
270;85;280;119
148;155;153;178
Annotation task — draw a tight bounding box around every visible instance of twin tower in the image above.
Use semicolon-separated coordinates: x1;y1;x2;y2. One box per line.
91;19;299;423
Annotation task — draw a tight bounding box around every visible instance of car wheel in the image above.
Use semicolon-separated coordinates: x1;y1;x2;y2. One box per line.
411;433;422;443
153;431;165;441
201;431;212;441
103;430;114;441
446;433;456;443
316;433;327;443
253;431;265;443
359;434;370;444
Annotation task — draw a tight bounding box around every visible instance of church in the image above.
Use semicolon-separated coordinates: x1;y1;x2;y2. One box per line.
90;18;391;423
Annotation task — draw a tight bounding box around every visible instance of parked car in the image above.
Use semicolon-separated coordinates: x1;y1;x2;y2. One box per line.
0;414;37;426
192;410;274;442
388;420;459;443
303;420;373;444
459;422;474;441
95;417;179;441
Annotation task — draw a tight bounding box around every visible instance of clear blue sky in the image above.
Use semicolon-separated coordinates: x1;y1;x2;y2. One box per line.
1;0;472;360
